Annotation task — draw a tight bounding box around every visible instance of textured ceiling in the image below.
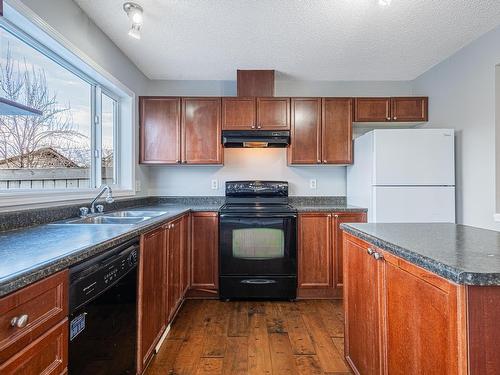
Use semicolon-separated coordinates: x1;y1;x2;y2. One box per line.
74;0;500;81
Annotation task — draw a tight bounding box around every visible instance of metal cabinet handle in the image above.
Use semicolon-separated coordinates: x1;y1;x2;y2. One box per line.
367;248;374;255
11;314;29;328
373;252;384;260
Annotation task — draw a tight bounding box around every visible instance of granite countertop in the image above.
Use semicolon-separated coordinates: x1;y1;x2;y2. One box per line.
0;203;220;297
341;223;500;286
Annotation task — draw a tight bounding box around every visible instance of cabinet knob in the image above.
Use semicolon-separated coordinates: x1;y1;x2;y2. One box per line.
373;252;384;261
328;214;332;218
11;314;29;328
251;125;256;129
334;214;339;218
386;116;391;121
367;248;374;255
257;125;262;129
317;159;321;163
323;160;327;163
393;116;398;120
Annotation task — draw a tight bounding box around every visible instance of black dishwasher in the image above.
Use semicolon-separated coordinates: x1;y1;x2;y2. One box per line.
68;239;139;375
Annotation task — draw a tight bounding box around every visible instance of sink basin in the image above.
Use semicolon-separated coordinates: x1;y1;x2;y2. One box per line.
65;216;149;225
104;210;167;218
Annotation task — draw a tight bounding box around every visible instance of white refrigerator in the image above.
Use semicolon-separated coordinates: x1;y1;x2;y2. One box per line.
347;129;455;223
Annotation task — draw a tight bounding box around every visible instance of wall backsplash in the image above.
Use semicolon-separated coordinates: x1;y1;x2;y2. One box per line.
148;148;346;196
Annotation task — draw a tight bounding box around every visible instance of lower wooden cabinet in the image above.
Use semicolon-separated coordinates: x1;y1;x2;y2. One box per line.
190;212;219;296
138;226;166;372
0;319;68;375
298;211;366;298
0;270;68;374
343;232;468;375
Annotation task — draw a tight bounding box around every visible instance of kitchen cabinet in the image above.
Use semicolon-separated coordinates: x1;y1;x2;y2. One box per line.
182;97;223;164
288;98;322;164
0;270;68;373
165;216;184;321
333;212;367;288
343;232;467;375
344;234;384;375
391;97;428;122
297;211;366;298
190;212;219;295
180;214;190;297
138;227;166;372
139;97;222;165
140;97;181;164
354;97;428;122
256;97;290;130
288;98;353;165
298;213;333;289
322;98;353;164
222;97;256;130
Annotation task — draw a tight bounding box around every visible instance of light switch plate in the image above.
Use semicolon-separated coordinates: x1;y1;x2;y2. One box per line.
211;179;218;190
135;180;141;192
309;179;317;189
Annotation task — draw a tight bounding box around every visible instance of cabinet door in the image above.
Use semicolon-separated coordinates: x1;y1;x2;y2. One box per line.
191;212;219;292
256;97;290;130
322;98;353;164
383;253;466;375
298;213;332;288
181;214;191;297
288;98;321;164
222;97;256;130
138;227;166;372
140;97;181;164
182;98;223;164
354;97;391;122
344;234;384;375
333;212;367;289
391;97;428;122
166;218;182;322
0;319;68;375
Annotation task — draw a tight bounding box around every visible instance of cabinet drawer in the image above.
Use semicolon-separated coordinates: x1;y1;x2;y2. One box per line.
0;319;68;375
0;270;68;363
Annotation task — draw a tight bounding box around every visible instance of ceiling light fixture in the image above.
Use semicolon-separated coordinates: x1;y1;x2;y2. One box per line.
378;0;392;6
123;2;143;40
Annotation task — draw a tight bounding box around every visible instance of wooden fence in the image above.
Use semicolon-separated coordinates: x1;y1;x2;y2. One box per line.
0;168;113;189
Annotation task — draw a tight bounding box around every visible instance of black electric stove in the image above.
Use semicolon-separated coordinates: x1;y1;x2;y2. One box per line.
219;181;297;300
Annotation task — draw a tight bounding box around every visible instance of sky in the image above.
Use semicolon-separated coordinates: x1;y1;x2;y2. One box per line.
0;26;114;163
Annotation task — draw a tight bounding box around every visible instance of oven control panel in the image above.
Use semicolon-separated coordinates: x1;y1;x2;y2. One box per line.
226;181;288;197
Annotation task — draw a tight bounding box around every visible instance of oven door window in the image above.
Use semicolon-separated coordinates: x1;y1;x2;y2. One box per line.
232;228;284;259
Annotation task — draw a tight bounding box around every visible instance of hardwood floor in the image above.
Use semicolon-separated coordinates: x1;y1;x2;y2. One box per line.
146;299;352;375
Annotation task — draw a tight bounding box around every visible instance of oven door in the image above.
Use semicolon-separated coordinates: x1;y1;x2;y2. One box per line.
219;213;297;276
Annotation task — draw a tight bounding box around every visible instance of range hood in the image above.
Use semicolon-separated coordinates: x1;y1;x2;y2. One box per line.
222;130;290;148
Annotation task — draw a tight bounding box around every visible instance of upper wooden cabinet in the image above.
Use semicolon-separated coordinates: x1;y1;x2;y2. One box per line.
256;97;290;130
182;97;223;164
222;97;256;130
289;98;322;164
322;98;353;164
391;97;428;122
288;98;353;165
140;97;181;164
354;97;428;122
139;96;222;165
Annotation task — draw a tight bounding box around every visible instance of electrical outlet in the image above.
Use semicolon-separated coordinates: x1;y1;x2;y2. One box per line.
309;179;317;189
135;180;141;192
211;179;218;190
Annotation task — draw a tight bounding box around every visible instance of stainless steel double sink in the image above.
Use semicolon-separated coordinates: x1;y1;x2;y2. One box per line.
60;210;168;225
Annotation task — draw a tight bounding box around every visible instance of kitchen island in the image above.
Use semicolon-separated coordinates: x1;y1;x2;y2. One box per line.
341;223;500;375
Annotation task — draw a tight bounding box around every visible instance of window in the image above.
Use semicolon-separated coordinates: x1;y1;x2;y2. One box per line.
0;23;121;191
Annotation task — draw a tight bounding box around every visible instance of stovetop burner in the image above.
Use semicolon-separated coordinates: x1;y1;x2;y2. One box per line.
220;181;296;214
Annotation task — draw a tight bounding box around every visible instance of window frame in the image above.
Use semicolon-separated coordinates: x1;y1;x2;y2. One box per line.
0;6;135;207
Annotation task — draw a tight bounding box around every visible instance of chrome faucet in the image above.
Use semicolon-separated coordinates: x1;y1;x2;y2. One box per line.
89;185;114;214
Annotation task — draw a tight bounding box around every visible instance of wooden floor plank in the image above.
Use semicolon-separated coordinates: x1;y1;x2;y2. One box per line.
196;358;224;375
266;302;287;334
228;301;250;337
315;300;345;338
269;332;299;375
145;339;183;375
280;303;316;355
248;313;273;375
202;302;230;357
222;336;248;375
294;355;324;375
300;304;349;373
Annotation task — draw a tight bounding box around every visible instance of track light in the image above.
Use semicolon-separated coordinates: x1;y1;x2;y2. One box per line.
123;2;143;40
